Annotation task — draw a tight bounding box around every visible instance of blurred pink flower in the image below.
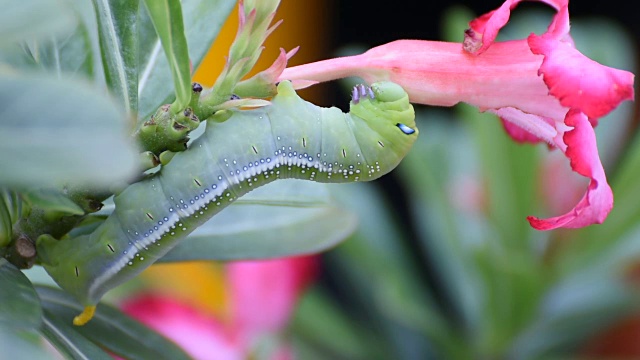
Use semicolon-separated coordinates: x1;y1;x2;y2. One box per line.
280;0;634;231
120;256;318;360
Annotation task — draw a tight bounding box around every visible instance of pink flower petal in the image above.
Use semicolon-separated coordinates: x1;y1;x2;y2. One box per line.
488;107;557;144
527;109;613;230
121;295;242;360
228;256;318;341
466;0;567;55
259;47;299;83
529;34;635;121
500;118;545;144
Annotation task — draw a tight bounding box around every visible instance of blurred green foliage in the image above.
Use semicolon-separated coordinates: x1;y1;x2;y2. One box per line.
290;7;640;360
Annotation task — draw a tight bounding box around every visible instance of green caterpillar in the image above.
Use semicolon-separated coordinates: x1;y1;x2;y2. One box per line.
37;81;417;324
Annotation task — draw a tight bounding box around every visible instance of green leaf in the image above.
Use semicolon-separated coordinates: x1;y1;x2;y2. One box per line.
92;0;139;112
23;189;85;217
40;310;113;360
507;270;636;359
1;189;24;231
0;195;12;247
138;0;236;120
161;180;358;261
0;258;42;329
328;182;467;359
471;247;546;356
23;1;99;79
0;0;76;46
292;288;380;359
0;326;59;360
142;0;191;113
37;286;192;360
0;73;138;188
460;104;540;249
397;112;485;333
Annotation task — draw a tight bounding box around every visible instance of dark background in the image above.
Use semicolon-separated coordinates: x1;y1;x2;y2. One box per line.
333;0;639;47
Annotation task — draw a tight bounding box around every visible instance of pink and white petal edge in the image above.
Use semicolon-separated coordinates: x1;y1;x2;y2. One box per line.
527;110;613;230
528;34;635;122
467;0;568;55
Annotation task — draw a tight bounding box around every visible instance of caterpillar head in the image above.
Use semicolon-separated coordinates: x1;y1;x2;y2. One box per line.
350;81;418;169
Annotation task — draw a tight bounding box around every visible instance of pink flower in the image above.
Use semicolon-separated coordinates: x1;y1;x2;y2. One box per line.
279;0;634;230
120;256;318;360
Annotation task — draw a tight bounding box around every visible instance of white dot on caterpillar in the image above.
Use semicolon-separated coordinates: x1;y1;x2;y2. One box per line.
128;262;133;266
182;227;187;231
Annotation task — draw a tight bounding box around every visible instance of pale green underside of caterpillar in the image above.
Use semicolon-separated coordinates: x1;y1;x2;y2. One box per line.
36;81;417;325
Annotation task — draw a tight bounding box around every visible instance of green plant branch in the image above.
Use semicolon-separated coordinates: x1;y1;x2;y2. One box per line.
133;0;283;154
6;187;111;269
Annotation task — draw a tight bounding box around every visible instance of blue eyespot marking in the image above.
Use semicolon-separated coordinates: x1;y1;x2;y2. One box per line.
396;123;416;135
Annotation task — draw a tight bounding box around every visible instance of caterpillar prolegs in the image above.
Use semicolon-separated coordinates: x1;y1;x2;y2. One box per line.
37;81;418;324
